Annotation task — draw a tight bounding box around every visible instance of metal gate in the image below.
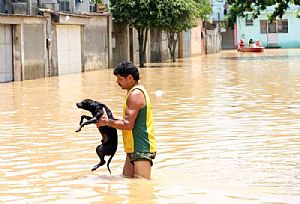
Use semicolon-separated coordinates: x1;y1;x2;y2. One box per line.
182;30;191;58
0;24;13;83
56;25;81;75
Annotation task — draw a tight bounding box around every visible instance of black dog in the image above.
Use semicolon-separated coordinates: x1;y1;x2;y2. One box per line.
75;99;118;174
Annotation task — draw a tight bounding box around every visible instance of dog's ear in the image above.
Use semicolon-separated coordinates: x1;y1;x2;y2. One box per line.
84;99;93;103
91;100;101;107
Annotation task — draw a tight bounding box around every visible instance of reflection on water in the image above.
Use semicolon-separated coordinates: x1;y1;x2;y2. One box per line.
1;49;300;203
221;54;300;61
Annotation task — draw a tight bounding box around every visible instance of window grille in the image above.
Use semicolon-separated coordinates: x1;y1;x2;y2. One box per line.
246;18;253;26
260;20;267;33
268;22;277;33
260;20;288;34
277;19;288;33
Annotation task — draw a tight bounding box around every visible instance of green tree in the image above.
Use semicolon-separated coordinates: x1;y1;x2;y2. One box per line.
227;0;300;27
156;0;211;62
110;0;211;66
110;0;159;67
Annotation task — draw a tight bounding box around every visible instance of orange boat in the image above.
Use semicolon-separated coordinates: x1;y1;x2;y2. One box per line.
238;47;265;52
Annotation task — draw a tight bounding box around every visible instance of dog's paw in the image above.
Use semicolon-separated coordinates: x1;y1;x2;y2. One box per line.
91;164;99;171
75;126;82;132
91;161;105;171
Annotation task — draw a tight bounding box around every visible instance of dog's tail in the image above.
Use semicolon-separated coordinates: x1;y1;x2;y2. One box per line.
107;153;115;174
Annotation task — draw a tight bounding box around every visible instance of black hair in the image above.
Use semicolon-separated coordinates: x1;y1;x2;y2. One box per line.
113;61;140;81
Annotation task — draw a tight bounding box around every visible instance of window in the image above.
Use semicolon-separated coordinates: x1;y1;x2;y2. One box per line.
58;0;70;12
246;18;254;26
268;22;277;33
260;20;267;33
278;19;288;33
260;19;288;34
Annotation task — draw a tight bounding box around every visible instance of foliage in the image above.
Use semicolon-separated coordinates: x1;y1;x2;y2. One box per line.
110;0;158;29
110;0;212;65
110;0;160;67
90;0;103;4
156;0;211;61
156;0;211;32
227;0;300;27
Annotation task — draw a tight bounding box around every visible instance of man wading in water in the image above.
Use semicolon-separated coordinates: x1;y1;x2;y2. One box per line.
96;62;156;180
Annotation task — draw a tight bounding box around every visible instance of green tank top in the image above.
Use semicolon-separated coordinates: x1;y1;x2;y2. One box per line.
122;85;156;153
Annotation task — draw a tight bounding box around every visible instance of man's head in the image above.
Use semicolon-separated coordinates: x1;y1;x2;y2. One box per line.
113;62;140;90
113;61;140;81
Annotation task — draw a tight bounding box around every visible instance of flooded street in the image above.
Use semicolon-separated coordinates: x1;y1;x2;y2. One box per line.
1;49;300;203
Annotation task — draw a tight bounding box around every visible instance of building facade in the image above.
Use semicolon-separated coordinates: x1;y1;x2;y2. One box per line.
209;0;233;50
236;5;300;48
1;0;212;83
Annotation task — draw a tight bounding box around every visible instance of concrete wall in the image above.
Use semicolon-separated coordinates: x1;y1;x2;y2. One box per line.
13;24;22;81
23;24;46;80
43;11;111;76
1;10;211;82
191;23;202;55
82;15;110;71
129;28;151;65
278;13;300;48
150;29;162;62
150;26;205;61
0;15;47;82
149;29;169;62
206;29;222;54
221;27;234;49
1;9;113;83
50;20;58;76
112;23;129;67
160;31;169;60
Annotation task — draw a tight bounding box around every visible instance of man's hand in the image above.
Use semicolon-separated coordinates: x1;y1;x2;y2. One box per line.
96;107;108;128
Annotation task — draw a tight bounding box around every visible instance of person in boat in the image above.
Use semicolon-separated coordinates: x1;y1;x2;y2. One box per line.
249;39;254;47
239;39;245;49
255;39;262;47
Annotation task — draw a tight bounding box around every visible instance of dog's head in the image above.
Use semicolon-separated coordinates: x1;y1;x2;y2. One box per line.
76;99;104;112
76;99;114;119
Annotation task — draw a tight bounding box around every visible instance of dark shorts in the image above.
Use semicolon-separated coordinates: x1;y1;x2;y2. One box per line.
128;152;156;166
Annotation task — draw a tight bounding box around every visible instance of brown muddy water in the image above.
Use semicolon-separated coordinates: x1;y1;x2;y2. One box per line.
1;49;300;203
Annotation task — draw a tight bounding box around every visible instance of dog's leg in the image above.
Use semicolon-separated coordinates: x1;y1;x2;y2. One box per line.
104;106;115;120
91;145;106;171
79;115;92;125
75;115;92;132
81;116;99;126
91;160;105;171
84;111;103;127
106;153;115;174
